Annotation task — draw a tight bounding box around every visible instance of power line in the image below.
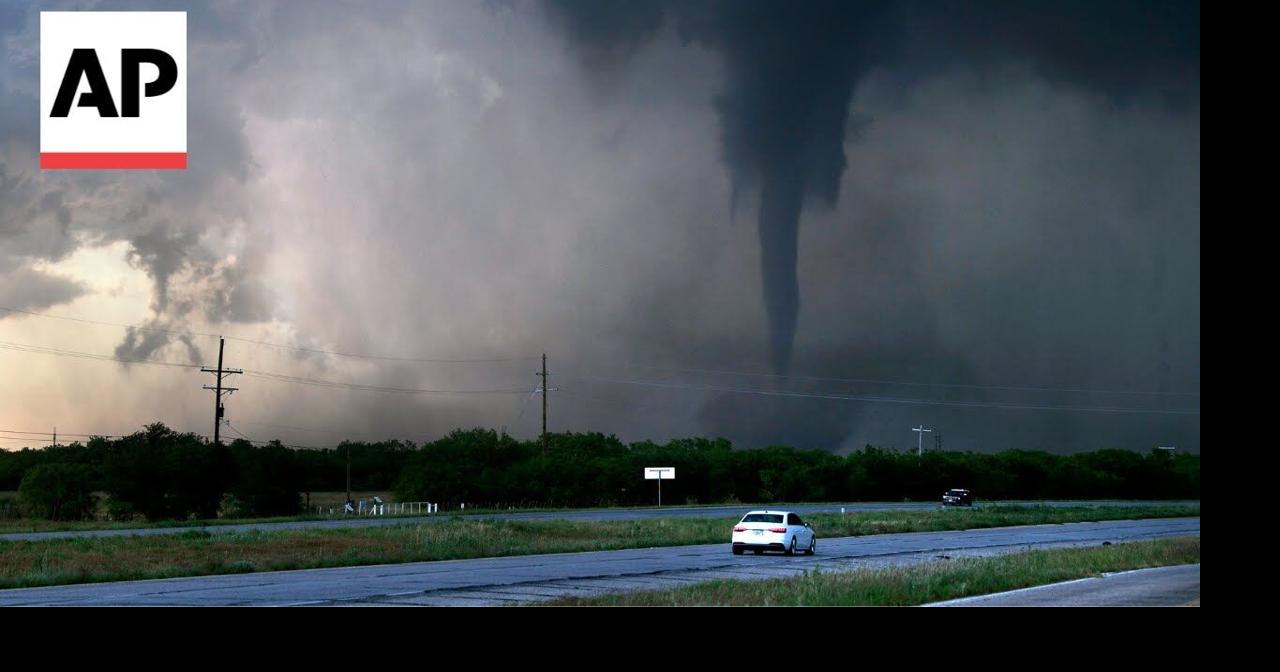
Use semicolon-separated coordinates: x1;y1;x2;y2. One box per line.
583;362;1200;398
237;419;401;440
4;304;1199;397
512;385;542;427
217;426;322;451
0;335;1198;414
0;338;533;396
0;340;201;370
0;306;219;339
242;371;532;395
0;424;328;451
0;305;537;364
564;375;1201;416
0;428;125;438
224;422;328;450
220;335;536;364
231;420;415;449
223;422;255;443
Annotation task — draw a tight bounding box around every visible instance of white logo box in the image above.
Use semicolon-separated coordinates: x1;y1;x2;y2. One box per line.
40;11;186;169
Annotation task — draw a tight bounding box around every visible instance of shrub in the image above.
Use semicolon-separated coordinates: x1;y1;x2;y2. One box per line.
18;463;97;520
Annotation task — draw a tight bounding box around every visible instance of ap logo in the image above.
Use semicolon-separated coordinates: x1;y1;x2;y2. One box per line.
41;12;186;169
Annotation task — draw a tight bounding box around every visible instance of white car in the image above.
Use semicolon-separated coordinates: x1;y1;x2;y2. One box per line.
731;510;816;556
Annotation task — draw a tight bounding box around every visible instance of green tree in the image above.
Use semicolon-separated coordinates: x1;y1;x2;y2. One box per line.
228;440;304;517
18;463;97;520
103;423;233;520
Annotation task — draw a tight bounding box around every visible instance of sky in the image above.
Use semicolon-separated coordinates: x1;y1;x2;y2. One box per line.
0;0;1200;454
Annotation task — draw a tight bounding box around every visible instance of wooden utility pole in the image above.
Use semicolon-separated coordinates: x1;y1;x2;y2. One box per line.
201;337;242;445
214;337;224;445
538;353;548;457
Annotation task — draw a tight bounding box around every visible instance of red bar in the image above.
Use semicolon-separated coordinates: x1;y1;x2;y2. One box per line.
40;152;187;169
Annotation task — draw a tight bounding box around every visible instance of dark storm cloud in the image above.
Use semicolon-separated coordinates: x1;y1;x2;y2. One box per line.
548;0;891;372
0;162;77;262
545;0;1199;373
205;261;275;324
126;226;199;315
1;1;1198;453
0;265;87;313
113;321;172;362
896;1;1200;104
112;318;202;364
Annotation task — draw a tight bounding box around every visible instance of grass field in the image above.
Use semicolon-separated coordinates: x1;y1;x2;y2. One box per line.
0;491;624;534
0;504;1198;590
0;491;398;534
543;536;1201;606
0;495;1198;534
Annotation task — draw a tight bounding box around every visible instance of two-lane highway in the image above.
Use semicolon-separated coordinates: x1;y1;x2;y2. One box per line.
0;516;1199;606
0;499;1199;543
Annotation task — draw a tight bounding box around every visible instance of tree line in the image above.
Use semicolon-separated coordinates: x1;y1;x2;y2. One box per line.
0;423;1199;521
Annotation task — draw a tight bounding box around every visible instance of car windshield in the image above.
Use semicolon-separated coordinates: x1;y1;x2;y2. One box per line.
741;514;784;523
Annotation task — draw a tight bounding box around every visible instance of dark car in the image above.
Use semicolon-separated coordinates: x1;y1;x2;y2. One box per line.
942;488;973;506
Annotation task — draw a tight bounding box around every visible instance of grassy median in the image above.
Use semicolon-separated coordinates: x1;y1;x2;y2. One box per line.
0;499;1198;535
545;537;1201;606
0;504;1198;590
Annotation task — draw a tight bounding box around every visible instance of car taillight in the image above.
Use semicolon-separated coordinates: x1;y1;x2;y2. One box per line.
769;527;786;533
733;526;747;532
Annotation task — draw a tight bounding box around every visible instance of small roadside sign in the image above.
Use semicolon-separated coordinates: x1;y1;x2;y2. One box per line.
644;467;675;506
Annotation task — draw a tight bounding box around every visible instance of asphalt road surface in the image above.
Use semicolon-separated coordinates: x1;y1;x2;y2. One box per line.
0;516;1198;606
0;500;1198;543
927;563;1200;606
